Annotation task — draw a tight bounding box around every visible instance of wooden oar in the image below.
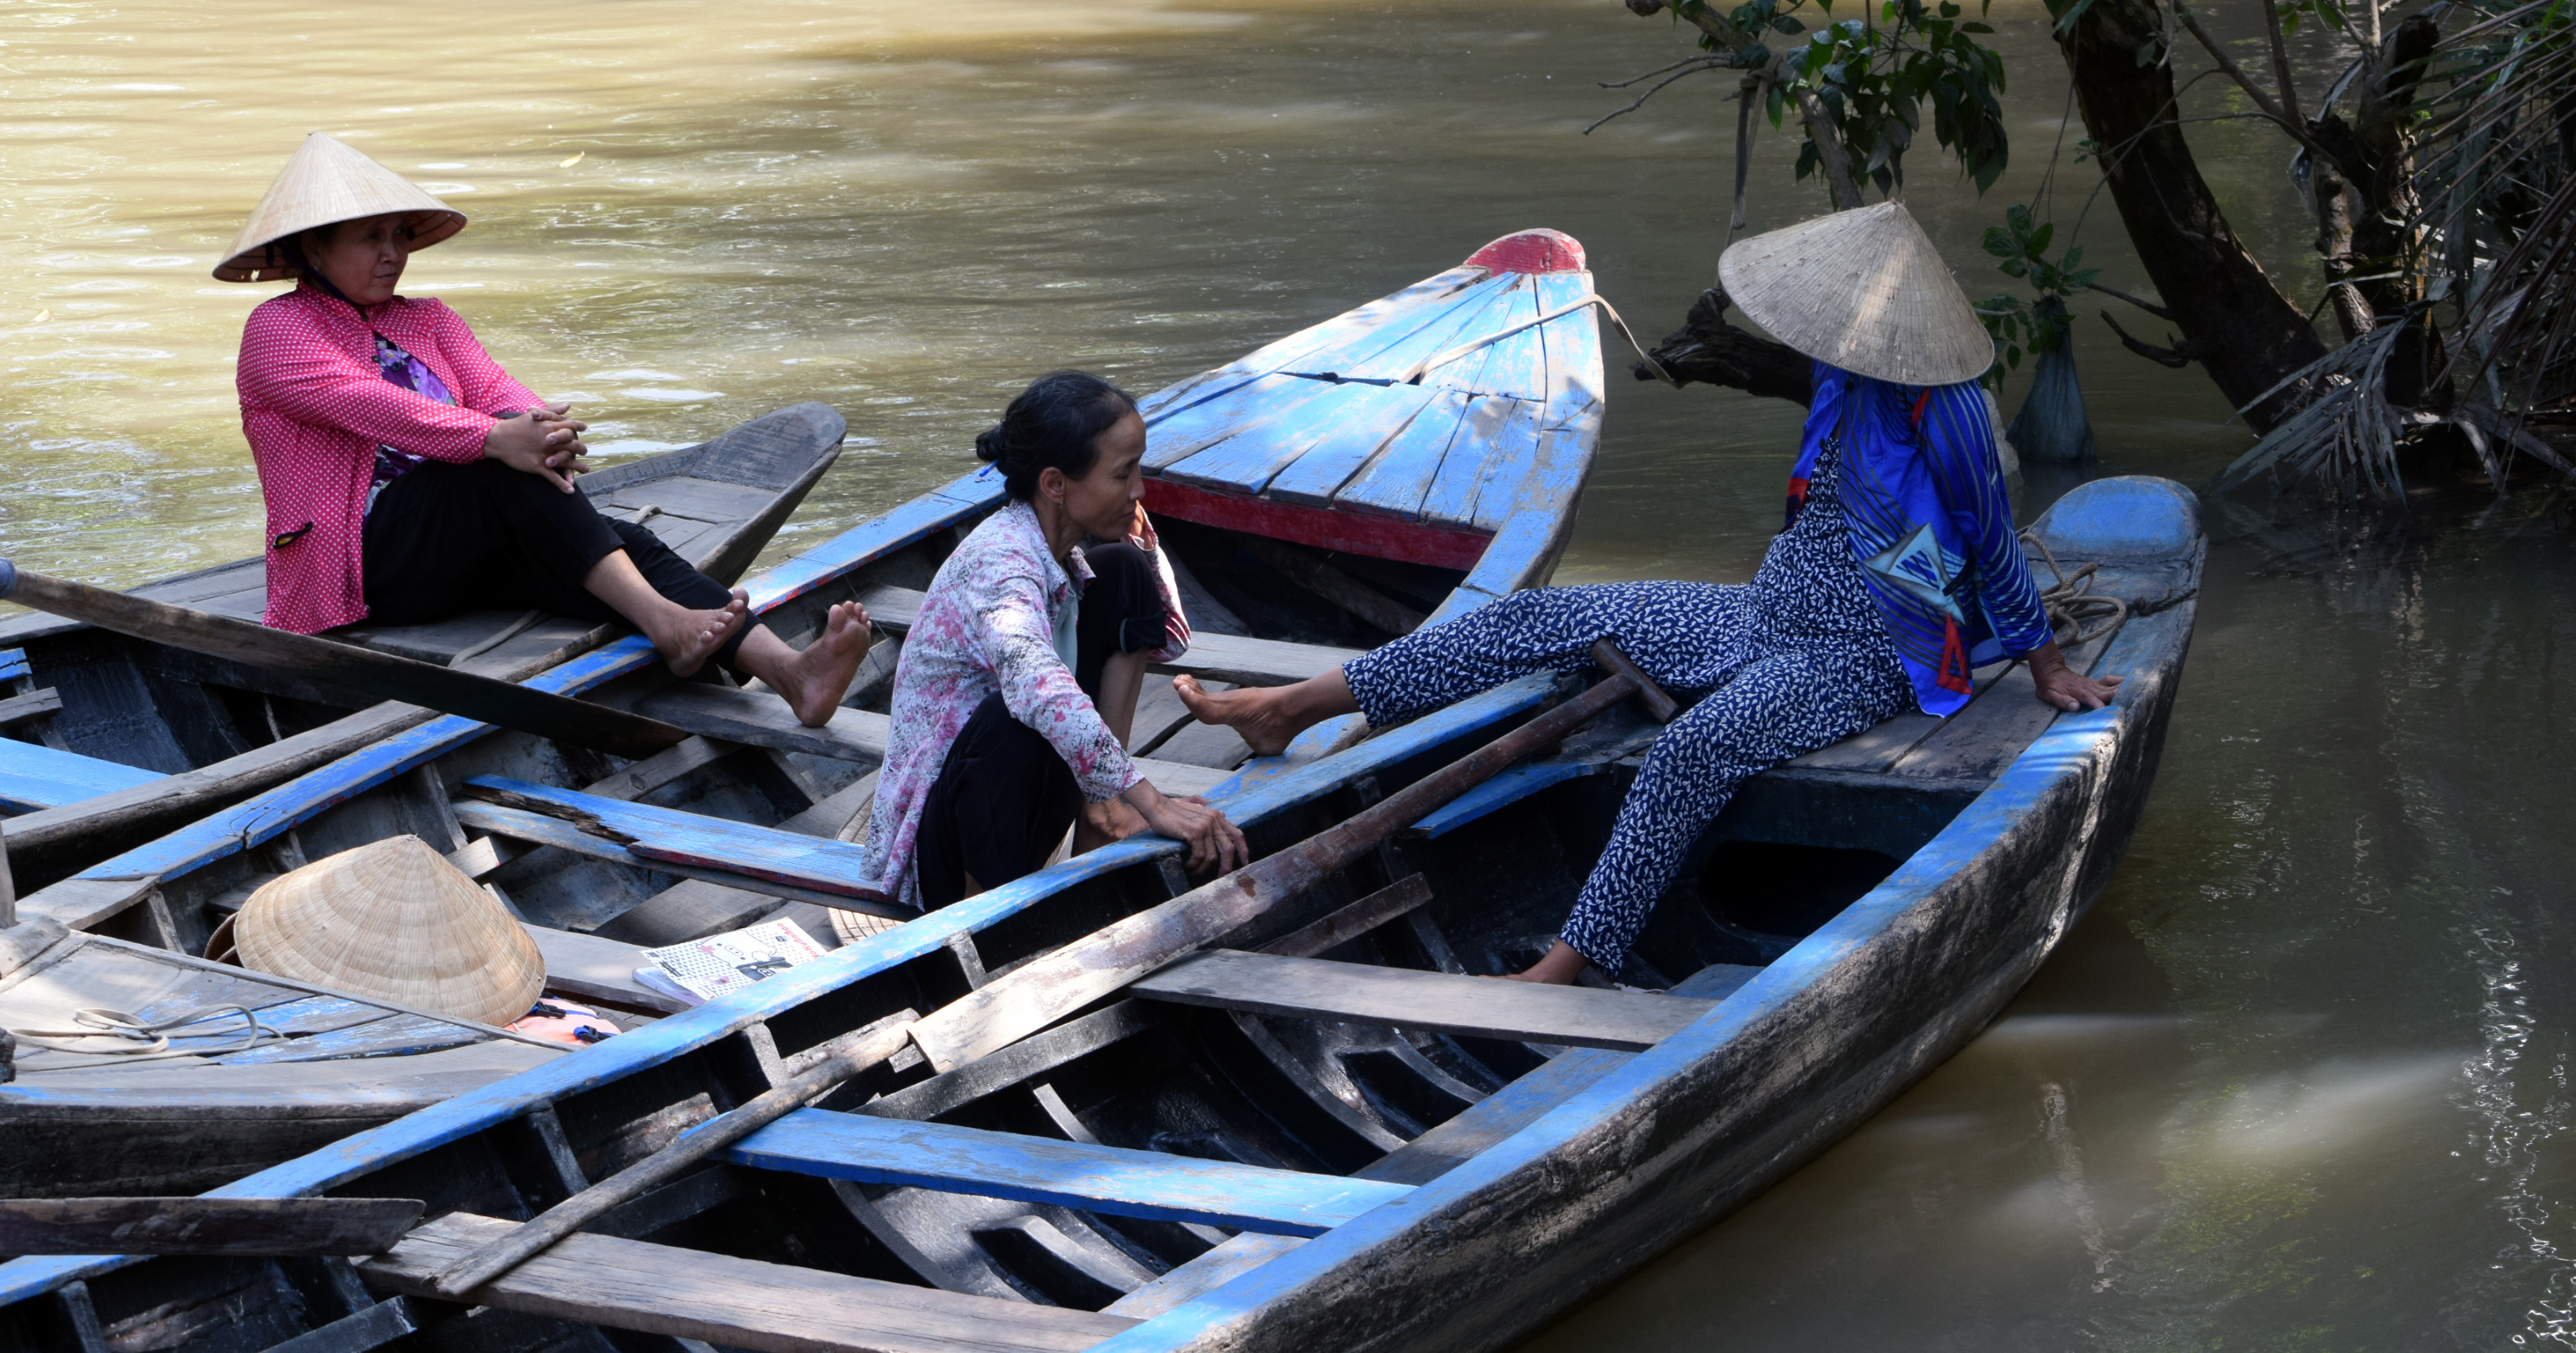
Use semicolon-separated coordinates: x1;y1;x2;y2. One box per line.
0;559;689;759
426;644;1676;1299
0;1198;424;1256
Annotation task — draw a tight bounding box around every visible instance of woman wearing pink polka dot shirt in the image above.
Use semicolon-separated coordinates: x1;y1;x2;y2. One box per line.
218;133;870;725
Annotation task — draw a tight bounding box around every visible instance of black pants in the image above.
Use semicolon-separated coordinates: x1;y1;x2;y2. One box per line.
361;459;747;666
913;542;1166;910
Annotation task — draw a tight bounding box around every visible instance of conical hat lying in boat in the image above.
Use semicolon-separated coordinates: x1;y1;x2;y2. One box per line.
1717;201;1993;387
234;835;545;1027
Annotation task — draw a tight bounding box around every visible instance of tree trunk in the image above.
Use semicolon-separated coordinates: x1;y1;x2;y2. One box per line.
2054;0;2327;428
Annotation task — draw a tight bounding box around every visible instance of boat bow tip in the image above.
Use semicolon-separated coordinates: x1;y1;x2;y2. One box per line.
1465;228;1586;275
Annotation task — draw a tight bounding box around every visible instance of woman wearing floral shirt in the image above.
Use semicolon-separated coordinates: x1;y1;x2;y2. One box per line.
861;371;1249;910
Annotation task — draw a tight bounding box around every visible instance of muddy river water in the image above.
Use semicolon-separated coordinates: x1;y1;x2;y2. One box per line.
6;0;2575;1346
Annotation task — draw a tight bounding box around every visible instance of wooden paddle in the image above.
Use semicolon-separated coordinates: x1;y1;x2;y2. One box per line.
426;645;1677;1298
0;1198;424;1256
0;559;689;759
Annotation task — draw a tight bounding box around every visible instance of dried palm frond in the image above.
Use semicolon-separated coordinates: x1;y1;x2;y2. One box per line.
2207;321;2416;499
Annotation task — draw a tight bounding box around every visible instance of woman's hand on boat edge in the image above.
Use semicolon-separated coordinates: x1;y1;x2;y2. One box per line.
1125;780;1250;876
485;403;590;492
2027;639;2122;712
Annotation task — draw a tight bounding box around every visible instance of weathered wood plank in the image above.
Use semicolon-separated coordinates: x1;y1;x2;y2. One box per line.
862;1001;1161;1124
1259;873;1434;959
730;1108;1413;1237
0;649;29;683
1136;265;1494;421
1148;631;1361;688
1786;660;2014;773
0;1198;423;1256
360;1211;1138;1353
1887;637;2107;782
1417;396;1542;533
216;1014;482;1066
0;740;162;814
1166;382;1434;500
1328;388;1476;522
456;777;887;906
0;687;65;727
1318;273;1531;381
1145;374;1346;474
260;1297;415;1353
1267;388;1468;510
1129;950;1717;1051
529;925;689;1015
633;684;891;764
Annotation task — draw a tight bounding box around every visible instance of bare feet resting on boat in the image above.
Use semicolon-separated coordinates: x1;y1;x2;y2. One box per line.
657;593;747;678
1173;670;1359;757
733;600;874;727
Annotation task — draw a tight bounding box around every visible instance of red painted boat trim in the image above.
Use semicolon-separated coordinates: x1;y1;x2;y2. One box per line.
1465;228;1586;275
1143;479;1492;572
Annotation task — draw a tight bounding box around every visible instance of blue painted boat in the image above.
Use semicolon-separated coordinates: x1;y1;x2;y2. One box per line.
0;230;1609;1201
0;471;2200;1353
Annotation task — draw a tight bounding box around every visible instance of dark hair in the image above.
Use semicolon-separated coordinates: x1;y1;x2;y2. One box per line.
974;371;1139;501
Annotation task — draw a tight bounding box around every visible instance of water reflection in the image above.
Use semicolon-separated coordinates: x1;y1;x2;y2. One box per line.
4;0;2575;1346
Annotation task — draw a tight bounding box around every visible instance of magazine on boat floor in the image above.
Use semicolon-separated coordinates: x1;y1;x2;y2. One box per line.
631;917;828;1007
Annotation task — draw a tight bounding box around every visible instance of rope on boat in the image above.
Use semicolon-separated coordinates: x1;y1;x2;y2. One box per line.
7;1003;286;1063
2020;528;2129;649
1399;292;1682;389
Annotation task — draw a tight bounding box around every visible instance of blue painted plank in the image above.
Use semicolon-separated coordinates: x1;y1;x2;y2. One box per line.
1427;275;1542;402
460;776;879;900
1144;374;1346;474
1136;266;1492;421
216;1014;481;1065
1405;762;1600;839
1417;396;1542;532
1169;382;1441;499
729;1108;1413;1238
0;739;161;814
1327;392;1477;522
0;672;1557;1304
1266;389;1463;510
0;649;28;683
1310;274;1525;381
1531;272;1604;429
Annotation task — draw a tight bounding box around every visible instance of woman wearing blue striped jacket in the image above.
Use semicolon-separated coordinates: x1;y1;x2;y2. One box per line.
1177;203;2119;985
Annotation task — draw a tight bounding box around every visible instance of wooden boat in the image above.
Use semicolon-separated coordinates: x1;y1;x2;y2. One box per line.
0;228;1609;1198
0;404;848;891
0;473;2201;1353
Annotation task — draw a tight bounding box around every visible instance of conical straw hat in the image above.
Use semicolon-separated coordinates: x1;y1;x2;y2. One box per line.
234;835;545;1027
1718;201;1993;386
213;133;465;283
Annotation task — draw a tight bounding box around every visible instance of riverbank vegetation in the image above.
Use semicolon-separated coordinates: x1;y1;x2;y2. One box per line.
1603;0;2576;505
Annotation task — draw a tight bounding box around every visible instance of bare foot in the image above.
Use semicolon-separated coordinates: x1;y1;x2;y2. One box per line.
1173;675;1299;757
1494;940;1586;985
652;593;747;677
771;600;873;726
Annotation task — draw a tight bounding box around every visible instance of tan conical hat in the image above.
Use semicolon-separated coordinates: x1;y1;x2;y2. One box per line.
1718;201;1993;386
234;835;545;1027
213;133;465;283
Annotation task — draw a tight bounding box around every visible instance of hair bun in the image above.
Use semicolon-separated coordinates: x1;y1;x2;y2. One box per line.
972;424;1007;464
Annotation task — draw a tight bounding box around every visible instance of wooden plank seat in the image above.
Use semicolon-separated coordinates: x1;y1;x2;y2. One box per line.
729;1107;1416;1237
851;585;1361;688
361;1211;1138;1353
1128;949;1718;1052
0;738;164;814
453;776;895;912
1402;761;1603;840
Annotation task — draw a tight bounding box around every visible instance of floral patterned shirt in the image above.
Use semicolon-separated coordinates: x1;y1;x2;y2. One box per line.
860;499;1190;908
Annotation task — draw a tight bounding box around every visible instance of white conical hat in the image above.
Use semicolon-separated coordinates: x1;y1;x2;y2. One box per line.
1718;201;1994;386
234;835;545;1027
213;133;465;282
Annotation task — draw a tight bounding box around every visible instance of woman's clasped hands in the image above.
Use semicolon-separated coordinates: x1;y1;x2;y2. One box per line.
484;402;590;492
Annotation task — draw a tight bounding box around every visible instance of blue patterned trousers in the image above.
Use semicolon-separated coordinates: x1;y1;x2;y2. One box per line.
1344;582;1913;972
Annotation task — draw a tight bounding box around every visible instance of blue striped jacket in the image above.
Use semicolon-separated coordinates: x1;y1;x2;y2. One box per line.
1788;362;2053;717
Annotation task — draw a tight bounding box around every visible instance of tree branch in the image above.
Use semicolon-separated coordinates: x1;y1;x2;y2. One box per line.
1793;85;1868;209
1633;286;1816;403
2255;0;2306;128
2099;310;2202;367
2172;5;2352;179
2086;281;2178;321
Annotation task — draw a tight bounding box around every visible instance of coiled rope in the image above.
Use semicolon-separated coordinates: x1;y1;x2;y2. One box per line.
9;1004;287;1064
2020;529;2128;649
